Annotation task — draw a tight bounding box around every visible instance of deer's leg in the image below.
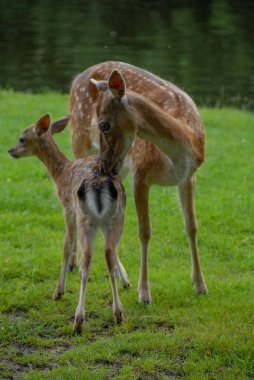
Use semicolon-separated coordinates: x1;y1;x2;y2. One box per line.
53;210;76;300
105;244;124;324
73;220;95;334
116;254;131;289
68;235;78;271
102;222;125;324
178;177;208;295
133;179;152;304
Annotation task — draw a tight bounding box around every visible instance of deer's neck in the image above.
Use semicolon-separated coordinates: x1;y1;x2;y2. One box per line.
129;93;204;166
35;134;69;184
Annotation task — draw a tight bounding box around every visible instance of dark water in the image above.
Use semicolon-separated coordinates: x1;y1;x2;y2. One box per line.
0;0;254;109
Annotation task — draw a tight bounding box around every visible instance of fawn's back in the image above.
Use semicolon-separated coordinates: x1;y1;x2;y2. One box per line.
70;156;126;226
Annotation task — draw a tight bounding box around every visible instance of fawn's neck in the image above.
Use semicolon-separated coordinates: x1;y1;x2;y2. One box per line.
35;133;69;184
129;93;204;165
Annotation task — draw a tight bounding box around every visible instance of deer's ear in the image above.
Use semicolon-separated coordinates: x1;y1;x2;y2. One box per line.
90;78;108;92
50;115;71;134
35;114;51;135
108;69;126;99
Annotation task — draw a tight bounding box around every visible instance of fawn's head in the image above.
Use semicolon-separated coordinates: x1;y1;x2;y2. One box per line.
8;114;70;159
90;69;137;174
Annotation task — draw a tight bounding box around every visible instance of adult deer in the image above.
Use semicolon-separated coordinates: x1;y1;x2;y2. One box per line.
9;114;130;333
70;61;207;304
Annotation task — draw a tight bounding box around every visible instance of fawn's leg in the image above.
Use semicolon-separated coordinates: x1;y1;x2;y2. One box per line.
178;177;208;294
133;178;152;304
73;219;95;334
105;244;124;324
53;210;76;300
103;221;125;324
68;235;78;271
116;253;131;289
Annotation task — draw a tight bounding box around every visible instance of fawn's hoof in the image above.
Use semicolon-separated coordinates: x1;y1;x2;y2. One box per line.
73;316;84;334
122;281;131;289
114;309;124;325
52;290;64;300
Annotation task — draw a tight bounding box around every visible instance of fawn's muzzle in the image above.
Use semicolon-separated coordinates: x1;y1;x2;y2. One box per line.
8;148;18;158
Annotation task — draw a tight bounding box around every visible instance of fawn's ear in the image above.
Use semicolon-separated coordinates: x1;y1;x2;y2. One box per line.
35;114;51;135
108;69;126;99
90;78;108;92
50;115;71;134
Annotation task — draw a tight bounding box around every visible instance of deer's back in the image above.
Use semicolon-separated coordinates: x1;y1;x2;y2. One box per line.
70;62;204;185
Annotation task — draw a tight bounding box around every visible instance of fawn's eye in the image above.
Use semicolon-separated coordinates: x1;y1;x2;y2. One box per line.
19;137;25;144
98;121;110;132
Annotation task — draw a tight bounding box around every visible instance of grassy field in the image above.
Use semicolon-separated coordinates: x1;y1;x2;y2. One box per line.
0;91;253;379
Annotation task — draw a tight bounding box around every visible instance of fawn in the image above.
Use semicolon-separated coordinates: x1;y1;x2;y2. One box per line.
70;61;208;304
8;114;130;333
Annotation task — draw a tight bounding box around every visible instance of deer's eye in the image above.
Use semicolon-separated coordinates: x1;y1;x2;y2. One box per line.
19;137;25;144
98;121;110;132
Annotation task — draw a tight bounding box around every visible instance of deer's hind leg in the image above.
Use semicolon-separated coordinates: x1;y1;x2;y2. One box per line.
102;212;127;324
178;177;208;295
73;216;95;334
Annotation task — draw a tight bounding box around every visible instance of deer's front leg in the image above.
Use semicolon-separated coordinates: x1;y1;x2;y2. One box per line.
178;177;208;295
116;253;131;289
53;210;76;300
133;178;152;304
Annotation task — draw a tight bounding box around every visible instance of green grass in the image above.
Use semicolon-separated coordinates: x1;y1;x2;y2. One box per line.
0;90;253;379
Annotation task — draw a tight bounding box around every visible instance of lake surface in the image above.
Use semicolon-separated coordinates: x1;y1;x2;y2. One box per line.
0;0;253;109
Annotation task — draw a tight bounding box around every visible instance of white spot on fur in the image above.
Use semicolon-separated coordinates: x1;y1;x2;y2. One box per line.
163;100;171;110
78;103;82;110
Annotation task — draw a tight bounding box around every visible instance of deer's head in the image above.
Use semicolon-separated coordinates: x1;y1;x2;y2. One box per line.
90;70;137;174
8;114;70;159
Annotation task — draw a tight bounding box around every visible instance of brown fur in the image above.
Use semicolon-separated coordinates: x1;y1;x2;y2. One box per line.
70;61;207;303
8;114;130;333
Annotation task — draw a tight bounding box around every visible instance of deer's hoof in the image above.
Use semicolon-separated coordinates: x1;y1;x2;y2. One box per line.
138;287;152;305
113;301;124;325
73;315;84;334
194;281;208;295
52;290;64;300
192;276;208;295
122;281;131;289
114;310;124;325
